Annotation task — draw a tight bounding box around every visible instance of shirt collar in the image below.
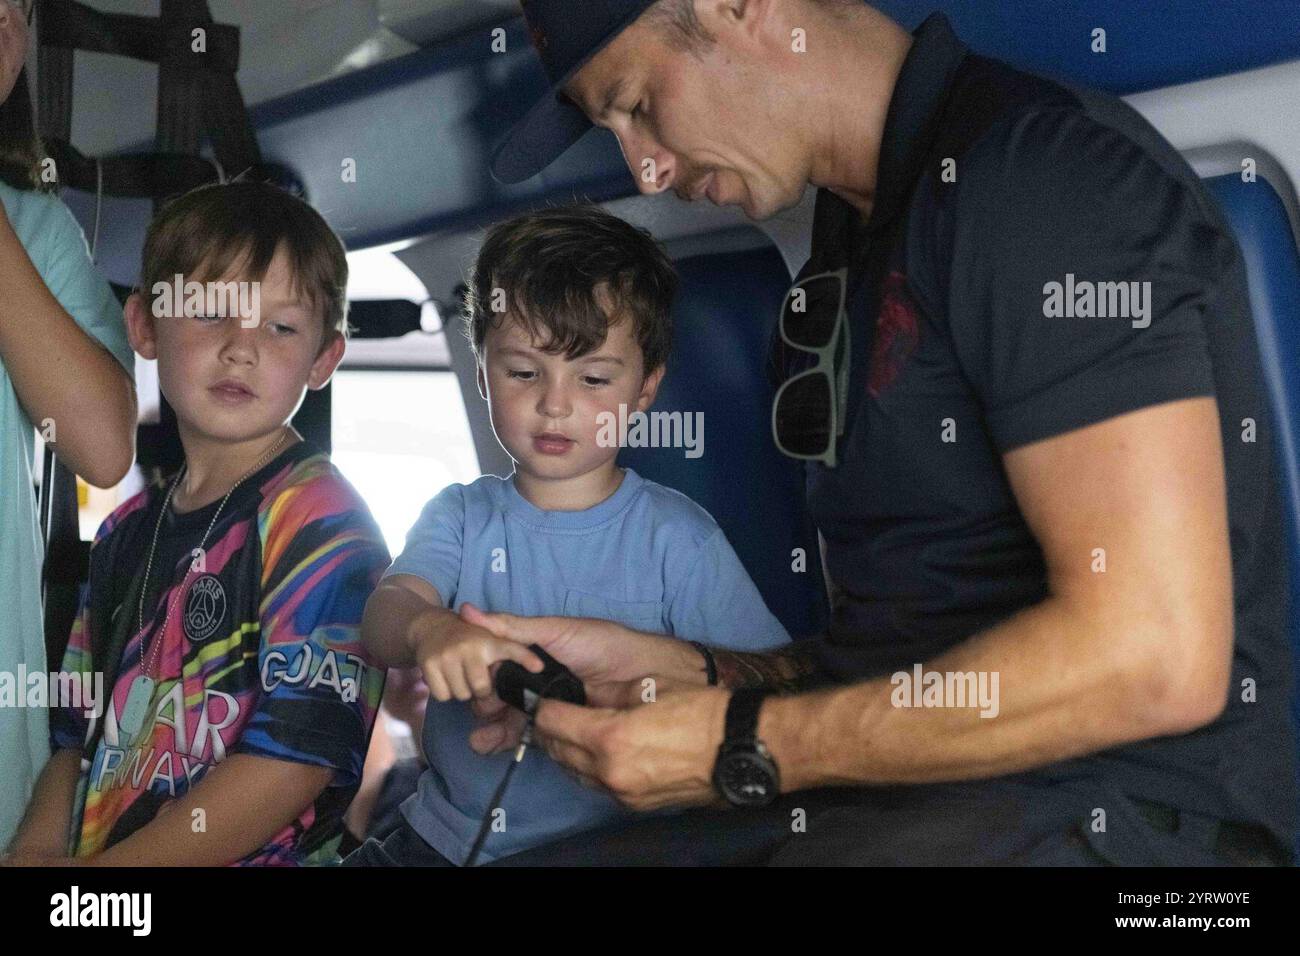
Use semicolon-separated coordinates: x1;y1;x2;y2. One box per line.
808;12;968;267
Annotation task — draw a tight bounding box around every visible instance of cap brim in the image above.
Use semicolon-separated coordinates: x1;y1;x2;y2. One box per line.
490;90;595;185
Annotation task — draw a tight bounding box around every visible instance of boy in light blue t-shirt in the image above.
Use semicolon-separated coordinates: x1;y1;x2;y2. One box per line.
350;205;789;866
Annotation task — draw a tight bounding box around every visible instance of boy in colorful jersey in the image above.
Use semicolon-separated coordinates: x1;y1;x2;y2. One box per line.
347;205;790;866
4;181;389;866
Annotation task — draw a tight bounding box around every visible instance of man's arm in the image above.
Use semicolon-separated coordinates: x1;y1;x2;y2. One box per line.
526;396;1234;810
762;396;1232;790
712;644;821;693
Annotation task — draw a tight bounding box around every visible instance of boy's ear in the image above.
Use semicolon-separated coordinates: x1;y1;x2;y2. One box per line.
124;292;158;360
476;363;488;401
307;332;347;391
635;363;666;412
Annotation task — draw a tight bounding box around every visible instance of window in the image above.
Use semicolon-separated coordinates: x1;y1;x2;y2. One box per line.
330;369;479;557
330;245;481;556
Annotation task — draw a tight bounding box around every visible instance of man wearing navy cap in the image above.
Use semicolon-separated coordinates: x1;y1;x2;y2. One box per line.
466;0;1295;865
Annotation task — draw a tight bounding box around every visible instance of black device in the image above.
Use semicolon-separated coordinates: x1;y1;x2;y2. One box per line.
493;643;586;712
713;688;780;807
463;645;584;866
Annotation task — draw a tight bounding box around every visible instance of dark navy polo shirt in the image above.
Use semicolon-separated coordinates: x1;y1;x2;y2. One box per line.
776;12;1295;849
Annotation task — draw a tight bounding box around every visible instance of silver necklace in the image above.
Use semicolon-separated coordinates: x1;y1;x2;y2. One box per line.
118;429;291;745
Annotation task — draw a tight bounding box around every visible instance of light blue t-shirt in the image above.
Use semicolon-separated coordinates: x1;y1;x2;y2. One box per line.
385;467;790;864
0;182;134;847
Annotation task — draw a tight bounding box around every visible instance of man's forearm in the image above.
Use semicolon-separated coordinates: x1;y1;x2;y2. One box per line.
757;595;1207;793
7;748;82;857
712;642;822;693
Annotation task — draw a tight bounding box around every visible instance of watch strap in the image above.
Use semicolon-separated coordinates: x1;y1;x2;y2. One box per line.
725;687;773;743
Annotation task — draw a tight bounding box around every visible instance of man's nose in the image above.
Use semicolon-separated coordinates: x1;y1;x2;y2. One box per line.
617;129;675;196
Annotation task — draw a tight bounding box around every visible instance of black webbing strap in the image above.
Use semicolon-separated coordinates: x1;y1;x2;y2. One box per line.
35;0;262;204
33;0;266;669
41;138;221;197
154;0;261;199
37;0;240;66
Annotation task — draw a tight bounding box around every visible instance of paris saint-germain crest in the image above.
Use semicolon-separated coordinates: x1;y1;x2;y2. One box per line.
183;575;227;643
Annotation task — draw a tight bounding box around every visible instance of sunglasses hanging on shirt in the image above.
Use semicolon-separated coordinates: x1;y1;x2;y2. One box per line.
771;268;851;468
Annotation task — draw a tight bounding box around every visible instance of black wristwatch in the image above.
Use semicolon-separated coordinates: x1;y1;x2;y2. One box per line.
712;688;780;807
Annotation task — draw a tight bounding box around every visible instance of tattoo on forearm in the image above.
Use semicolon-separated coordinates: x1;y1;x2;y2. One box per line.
712;643;821;693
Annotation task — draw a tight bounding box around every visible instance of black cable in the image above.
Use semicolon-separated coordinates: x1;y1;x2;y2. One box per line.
463;707;537;867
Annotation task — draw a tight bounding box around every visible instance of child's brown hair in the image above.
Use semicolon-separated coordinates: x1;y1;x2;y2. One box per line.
465;203;676;372
140;180;349;346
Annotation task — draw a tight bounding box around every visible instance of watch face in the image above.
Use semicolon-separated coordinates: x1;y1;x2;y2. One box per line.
718;751;777;807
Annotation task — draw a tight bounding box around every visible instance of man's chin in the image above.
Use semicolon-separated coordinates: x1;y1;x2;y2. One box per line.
735;188;790;223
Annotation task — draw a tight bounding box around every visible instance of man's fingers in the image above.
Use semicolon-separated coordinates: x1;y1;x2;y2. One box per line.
538;731;599;779
469;705;526;754
460;602;550;653
468;721;508;755
584;679;646;709
470;692;508;720
531;699;618;781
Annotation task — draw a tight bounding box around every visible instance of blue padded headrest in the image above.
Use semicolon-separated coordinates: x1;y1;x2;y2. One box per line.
1202;173;1300;849
1203;174;1300;648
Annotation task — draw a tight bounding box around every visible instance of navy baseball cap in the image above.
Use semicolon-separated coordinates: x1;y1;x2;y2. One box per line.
491;0;658;184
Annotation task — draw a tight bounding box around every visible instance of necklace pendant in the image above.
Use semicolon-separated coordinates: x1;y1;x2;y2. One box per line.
119;675;155;744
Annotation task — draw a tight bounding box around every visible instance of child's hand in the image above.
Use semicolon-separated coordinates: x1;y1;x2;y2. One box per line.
412;614;543;703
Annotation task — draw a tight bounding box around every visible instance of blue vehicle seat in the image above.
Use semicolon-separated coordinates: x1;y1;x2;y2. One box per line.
618;246;829;639
1202;173;1300;853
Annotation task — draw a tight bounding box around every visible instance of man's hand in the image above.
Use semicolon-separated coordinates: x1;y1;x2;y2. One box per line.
528;681;732;811
459;602;700;686
458;603;709;755
0;2;29;107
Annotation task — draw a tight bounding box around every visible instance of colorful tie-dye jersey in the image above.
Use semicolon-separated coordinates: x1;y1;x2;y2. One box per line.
51;441;389;865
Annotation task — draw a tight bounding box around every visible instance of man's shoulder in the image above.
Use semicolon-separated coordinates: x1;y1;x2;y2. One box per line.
938;62;1207;221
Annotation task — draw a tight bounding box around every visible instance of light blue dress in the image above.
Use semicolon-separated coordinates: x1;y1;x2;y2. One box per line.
0;181;134;847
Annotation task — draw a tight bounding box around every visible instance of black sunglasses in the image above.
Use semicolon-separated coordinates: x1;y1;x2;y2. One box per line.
771;268;851;468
